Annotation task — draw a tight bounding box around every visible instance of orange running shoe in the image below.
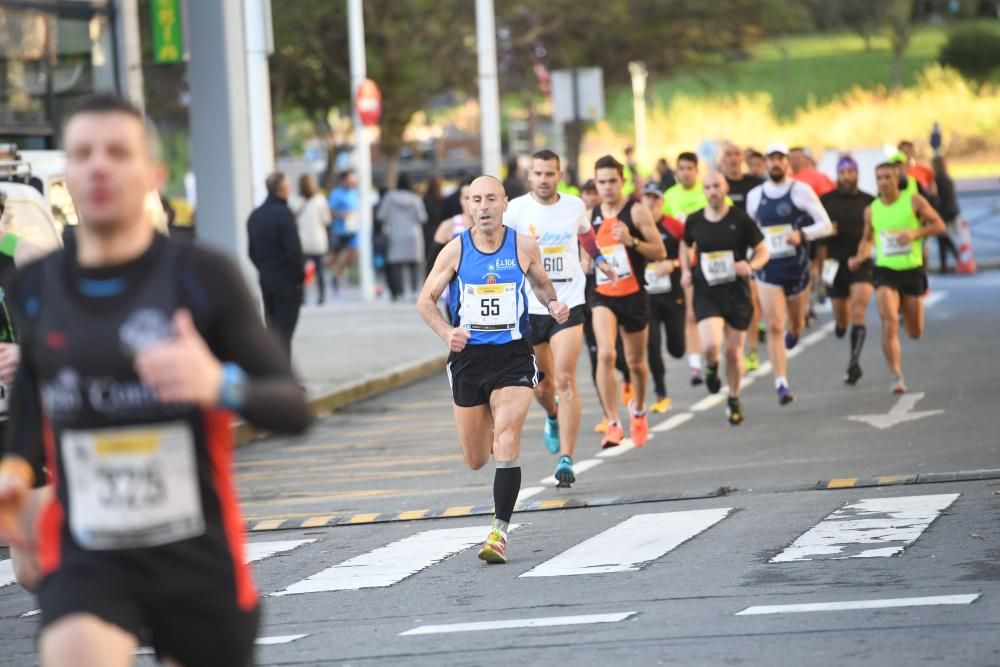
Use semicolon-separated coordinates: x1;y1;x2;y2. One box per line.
620;382;635;406
594;416;609;433
630;410;649;447
600;421;625;449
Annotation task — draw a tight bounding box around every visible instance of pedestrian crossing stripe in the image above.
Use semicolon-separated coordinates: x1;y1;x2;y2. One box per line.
244;487;731;532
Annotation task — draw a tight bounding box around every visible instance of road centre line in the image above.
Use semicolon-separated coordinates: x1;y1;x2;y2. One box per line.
736;594;979;616
400;612;637;636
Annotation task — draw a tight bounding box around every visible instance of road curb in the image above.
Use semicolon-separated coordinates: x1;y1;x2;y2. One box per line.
245;486;733;532
816;468;1000;490
234;354;449;447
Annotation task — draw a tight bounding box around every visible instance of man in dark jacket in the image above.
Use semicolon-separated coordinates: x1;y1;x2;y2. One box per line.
248;172;305;358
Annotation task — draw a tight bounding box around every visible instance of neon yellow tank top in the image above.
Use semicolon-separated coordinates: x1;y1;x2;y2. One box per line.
872;191;923;270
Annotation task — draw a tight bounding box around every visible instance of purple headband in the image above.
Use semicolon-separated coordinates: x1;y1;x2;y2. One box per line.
837;156;858;171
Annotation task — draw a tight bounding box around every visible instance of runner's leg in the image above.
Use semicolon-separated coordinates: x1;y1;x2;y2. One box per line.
550;325;584;459
532;342;558;418
592;306;622;424
621;327;650;413
452;403;495;471
647;297;667;399
901;293;925;340
758;282;789;380
876;286;903;377
40;615;138;667
723;325;746;395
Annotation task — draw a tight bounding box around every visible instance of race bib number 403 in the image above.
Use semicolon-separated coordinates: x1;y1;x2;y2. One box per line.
765;224;796;258
62;422;205;550
462;283;517;330
597;244;632;285
700;250;737;286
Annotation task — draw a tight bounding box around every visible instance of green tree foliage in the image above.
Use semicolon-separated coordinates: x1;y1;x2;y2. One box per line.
939;25;1000;83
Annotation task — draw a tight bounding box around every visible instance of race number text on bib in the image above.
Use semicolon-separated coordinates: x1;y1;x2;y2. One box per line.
822;258;840;286
462;283;517;330
765;224;796;258
881;230;912;257
541;245;574;283
62;422;205;550
700;250;737;286
597;244;632;285
645;263;673;294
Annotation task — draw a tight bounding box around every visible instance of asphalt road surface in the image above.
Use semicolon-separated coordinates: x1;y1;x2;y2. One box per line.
1;271;998;666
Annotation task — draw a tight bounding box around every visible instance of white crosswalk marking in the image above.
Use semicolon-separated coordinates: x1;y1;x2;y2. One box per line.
651;412;694;433
517;486;545;502
690;394;726;412
245;539;316;563
771;493;959;562
136;635;308;655
0;559;15;588
596;439;635;458
521;508;732;577
272;525;519;595
400;612;637;636
736;594;980;616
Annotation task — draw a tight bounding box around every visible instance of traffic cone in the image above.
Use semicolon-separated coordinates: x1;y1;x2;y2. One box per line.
955;217;977;275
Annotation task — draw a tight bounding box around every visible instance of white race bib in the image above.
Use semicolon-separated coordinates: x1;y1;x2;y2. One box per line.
765;224;796;258
62;422;205;550
881;230;912;257
462;282;517;331
0;383;8;421
597;244;632;285
541;244;575;283
822;258;840;286
700;250;737;286
645;262;673;294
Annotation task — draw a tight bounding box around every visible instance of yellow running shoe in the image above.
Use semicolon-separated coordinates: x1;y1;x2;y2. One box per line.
650;396;672;414
477;527;508;564
594;416;609;433
745;351;760;372
620;381;635;406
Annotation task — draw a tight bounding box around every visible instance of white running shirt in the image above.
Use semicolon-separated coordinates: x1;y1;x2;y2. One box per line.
505;193;590;314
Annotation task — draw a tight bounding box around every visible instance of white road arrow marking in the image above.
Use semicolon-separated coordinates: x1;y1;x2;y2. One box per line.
846;392;943;430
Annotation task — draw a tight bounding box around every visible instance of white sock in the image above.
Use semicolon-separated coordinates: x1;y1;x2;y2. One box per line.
688;354;702;371
775;376;788;390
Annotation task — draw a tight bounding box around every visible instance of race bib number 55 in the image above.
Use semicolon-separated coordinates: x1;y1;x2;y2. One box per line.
62;422;205;550
462;283;517;330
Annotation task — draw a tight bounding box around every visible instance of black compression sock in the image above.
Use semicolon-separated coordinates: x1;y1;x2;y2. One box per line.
850;325;866;365
493;463;522;524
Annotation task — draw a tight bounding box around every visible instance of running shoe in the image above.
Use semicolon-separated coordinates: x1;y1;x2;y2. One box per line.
835;325;847;339
554;455;575;488
594;416;609;433
690;368;704;386
620;382;635;407
543;416;560;454
726;396;744;426
892;375;908;394
477;525;508;564
784;332;799;350
705;364;722;394
745;351;760;372
805;309;816;328
777;384;795;406
630;410;649;447
601;421;625;449
845;363;863;386
650;396;672;414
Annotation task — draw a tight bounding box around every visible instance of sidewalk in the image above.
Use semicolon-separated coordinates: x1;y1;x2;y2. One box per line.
235;289;448;444
957;187;1000;270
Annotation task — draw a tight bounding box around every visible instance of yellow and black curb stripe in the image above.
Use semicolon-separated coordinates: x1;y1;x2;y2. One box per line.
233;354;449;446
816;468;1000;490
245;486;732;533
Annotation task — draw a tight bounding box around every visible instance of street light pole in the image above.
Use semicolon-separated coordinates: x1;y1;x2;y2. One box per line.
628;61;648;170
476;0;501;178
348;0;376;302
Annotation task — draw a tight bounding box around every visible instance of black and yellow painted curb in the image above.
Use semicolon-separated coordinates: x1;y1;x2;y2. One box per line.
816;468;1000;490
245;486;732;532
233;354;449;447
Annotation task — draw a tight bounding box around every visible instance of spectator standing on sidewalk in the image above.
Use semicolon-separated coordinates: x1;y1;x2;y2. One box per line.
423;174;446;274
931;155;961;273
294;173;332;304
376;173;428;301
248;172;305;357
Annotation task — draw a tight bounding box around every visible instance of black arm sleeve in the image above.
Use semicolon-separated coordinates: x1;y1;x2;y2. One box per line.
185;247;311;434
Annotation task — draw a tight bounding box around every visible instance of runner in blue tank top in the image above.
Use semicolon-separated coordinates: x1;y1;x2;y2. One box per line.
747;144;833;405
419;176;569;565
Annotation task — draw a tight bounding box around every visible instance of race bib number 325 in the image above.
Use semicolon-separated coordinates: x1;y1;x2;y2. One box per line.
62;422;205;550
462;282;517;330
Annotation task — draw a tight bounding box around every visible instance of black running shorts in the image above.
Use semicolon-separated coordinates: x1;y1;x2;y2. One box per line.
447;339;539;407
39;565;260;667
873;266;928;297
693;282;754;331
590;290;650;333
527;304;586;346
825;258;873;299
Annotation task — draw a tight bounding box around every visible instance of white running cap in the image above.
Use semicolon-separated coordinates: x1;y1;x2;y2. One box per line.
765;143;789;157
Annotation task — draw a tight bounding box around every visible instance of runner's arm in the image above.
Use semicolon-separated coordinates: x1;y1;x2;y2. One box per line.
791;183;834;240
433;220;453;245
417;237;461;341
519;235;560;307
630;202;667;261
911;194;947;239
853;205;875;264
748;240;770;271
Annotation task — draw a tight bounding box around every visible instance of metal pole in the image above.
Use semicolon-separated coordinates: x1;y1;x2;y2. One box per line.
114;0;145;111
243;0;276;207
475;0;501;178
348;0;375;302
628;61;648;171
